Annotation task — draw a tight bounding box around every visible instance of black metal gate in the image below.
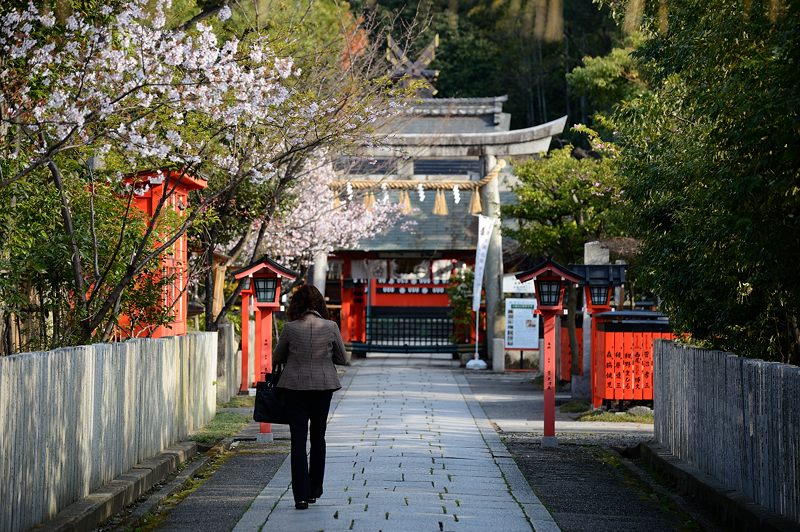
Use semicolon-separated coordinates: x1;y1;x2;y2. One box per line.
352;307;457;355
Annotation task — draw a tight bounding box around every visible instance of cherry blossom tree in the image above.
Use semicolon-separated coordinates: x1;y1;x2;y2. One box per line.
0;0;403;347
260;154;404;267
202;152;409;332
186;3;411;331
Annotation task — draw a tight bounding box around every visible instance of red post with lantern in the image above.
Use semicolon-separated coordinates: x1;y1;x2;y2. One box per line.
568;264;626;396
238;279;253;393
584;281;615;403
516;259;581;447
233;257;298;440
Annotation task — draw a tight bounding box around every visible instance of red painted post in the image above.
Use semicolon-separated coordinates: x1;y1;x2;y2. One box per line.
513;259;583;448
232;257;298;444
542;312;557;440
261;310;272;381
259;307;273;437
253;307;263;390
240;292;250;392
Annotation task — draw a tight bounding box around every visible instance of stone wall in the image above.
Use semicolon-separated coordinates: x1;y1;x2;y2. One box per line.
0;333;218;532
654;341;800;524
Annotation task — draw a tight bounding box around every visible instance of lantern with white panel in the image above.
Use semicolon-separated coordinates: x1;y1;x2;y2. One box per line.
515;259;581;447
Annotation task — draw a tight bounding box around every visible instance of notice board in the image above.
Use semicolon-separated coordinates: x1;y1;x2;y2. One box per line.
505;298;539;349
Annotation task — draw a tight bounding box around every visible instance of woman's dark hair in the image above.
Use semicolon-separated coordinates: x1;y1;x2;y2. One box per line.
286;284;329;321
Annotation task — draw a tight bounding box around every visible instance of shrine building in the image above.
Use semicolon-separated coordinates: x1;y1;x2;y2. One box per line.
313;95;566;359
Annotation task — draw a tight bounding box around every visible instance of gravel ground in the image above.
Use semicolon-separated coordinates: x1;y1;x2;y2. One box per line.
502;434;707;532
463;370;721;532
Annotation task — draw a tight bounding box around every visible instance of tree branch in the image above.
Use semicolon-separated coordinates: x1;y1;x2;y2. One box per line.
87;187;136;308
178;2;228;31
87;161;101;279
47;157;87;323
214;218;267;329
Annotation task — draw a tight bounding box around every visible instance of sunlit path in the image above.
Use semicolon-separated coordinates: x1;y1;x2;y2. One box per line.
234;364;558;531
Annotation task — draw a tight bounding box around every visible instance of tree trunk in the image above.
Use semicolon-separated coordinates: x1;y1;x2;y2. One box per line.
48;160;88;335
536;39;548;122
563;34;571;120
203;240;218;332
212;218;268;331
448;0;459;29
0;309;6;356
788;311;800;366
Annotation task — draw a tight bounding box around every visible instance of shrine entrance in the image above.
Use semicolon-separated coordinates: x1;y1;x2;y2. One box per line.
356;306;456;357
338;276;464;358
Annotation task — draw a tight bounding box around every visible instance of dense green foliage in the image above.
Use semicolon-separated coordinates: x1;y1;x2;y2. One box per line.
355;0;621;128
566;34;646;135
612;0;800;364
503;127;623;264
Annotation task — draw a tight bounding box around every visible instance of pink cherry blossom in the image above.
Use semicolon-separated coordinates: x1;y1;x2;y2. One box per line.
0;0;300;186
254;153;405;268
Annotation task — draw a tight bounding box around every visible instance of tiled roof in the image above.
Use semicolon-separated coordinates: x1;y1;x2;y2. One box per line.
394;116;502;135
376;96;512;135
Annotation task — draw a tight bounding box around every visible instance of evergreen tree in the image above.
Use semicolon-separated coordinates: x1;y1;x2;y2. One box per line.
610;0;800;364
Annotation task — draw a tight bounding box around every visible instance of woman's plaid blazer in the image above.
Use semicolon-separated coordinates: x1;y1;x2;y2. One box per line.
273;310;349;391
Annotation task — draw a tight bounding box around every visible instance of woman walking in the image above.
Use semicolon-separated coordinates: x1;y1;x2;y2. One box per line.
273;284;349;510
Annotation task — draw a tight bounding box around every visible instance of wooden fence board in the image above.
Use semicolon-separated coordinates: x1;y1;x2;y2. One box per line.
655;342;799;524
0;333;218;531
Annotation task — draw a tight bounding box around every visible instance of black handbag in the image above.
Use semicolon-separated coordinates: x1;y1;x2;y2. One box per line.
253;364;289;424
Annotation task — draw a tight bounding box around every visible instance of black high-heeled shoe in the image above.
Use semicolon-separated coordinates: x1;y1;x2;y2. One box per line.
307;498;316;504
295;501;308;510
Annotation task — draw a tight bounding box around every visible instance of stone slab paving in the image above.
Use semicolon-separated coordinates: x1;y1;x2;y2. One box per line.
234;365;557;532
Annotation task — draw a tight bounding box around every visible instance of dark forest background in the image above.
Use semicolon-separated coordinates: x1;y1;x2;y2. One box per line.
354;0;620;129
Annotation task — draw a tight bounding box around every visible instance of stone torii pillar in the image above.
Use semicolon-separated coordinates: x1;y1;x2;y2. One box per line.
312;251;328;294
481;155;504;367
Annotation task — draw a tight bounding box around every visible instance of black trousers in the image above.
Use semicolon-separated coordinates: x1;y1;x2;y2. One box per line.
284;389;334;503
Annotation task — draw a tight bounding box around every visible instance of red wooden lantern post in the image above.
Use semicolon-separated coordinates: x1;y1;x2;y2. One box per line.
516;260;580;447
233;257;298;440
239;278;253;393
585;283;614;409
568;263;627;408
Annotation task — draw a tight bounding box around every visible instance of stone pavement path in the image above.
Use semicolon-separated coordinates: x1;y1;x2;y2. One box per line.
233;365;558;532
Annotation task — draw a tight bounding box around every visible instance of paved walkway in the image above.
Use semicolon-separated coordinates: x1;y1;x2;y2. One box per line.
233;365;558;532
